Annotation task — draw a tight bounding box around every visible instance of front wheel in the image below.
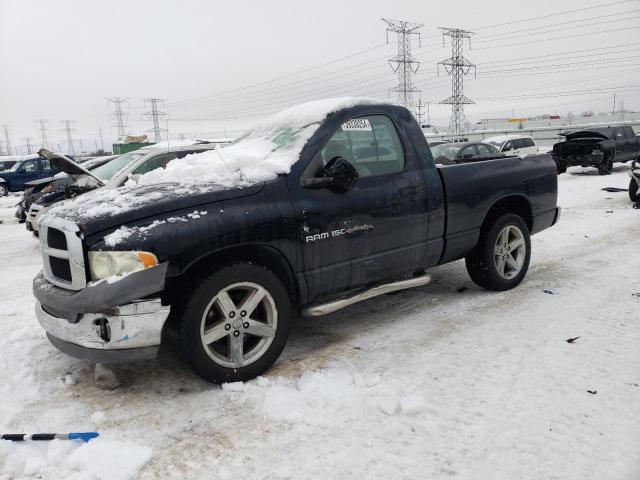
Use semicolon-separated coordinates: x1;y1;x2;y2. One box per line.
178;263;292;383
630;177;639;202
465;213;531;291
0;184;7;197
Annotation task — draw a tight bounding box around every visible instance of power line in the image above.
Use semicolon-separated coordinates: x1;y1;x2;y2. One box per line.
107;97;130;138
438;27;476;134
143;98;167;142
471;0;635;31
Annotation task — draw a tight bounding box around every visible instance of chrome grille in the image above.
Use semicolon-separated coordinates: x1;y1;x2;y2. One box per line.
39;216;86;290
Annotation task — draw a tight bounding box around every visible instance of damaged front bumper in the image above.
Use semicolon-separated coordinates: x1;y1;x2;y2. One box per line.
33;265;170;364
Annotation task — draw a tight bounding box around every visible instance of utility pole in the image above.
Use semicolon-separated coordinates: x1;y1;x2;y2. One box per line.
35;119;49;149
79;139;84;154
61;120;76;155
437;27;476;135
2;125;12;156
98;125;105;150
0;138;4;156
23;137;35;154
143;98;167;142
107;97;130;139
382;18;423;115
612;92;616;115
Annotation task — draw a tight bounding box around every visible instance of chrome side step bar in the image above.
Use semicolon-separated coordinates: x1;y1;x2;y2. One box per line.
301;274;432;317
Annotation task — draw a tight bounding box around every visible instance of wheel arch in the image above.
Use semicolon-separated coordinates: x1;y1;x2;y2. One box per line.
173;244;301;306
481;195;533;233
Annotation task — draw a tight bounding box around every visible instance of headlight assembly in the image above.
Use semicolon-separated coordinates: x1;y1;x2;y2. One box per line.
88;251;158;281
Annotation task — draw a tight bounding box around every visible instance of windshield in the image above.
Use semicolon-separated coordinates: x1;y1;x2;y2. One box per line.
91;151;145;181
431;144;461;160
7;161;24;172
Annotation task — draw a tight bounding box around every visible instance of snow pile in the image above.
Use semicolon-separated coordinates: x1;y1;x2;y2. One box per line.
139;97;387;188
0;438;152;480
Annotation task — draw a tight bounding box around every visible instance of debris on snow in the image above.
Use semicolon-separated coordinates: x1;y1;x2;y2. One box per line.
566;336;581;344
587;390;597;395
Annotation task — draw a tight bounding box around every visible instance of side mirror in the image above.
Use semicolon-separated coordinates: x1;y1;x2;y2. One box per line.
301;157;358;193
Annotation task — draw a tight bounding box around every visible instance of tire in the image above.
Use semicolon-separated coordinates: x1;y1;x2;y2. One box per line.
598;153;613;175
0;184;7;197
553;157;567;174
465;213;531;291
630;177;639;202
178;263;292;383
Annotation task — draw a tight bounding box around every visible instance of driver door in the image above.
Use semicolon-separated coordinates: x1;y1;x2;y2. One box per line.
289;114;429;304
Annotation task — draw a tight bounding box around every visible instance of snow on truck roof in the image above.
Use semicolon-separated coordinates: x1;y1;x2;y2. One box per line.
137;97;388;188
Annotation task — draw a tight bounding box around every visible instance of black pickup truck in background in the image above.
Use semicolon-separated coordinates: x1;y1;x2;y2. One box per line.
32;100;560;383
551;125;639;175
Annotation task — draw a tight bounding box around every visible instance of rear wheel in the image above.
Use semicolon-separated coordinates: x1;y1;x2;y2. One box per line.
465;213;531;291
630;177;639;202
178;263;292;383
598;153;614;175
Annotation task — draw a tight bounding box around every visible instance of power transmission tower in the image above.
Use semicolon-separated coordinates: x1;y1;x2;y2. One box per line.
0;138;4;156
382;18;423;115
35;119;49;149
98;125;105;150
437;27;476;135
23;137;35;154
61;120;77;154
143;98;167;142
2;125;12;156
107;97;130;138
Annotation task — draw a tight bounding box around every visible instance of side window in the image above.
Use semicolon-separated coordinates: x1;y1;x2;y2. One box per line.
461;145;478;158
313;115;405;178
623;127;634;139
20;160;38;173
524;138;535;147
476;144;493;155
503;141;514;152
132;152;178;175
42;160;52;172
513;138;525;149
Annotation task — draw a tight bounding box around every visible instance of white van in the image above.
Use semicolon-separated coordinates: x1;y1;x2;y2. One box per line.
483;135;538;157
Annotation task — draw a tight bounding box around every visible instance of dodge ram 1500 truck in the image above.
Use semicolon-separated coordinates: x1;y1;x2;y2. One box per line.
32;98;560;383
551;126;639;175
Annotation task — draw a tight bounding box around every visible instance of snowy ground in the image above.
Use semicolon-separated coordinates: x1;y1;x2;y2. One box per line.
0;165;639;480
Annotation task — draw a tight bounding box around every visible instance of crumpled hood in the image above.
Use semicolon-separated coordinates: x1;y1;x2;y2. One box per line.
43;181;264;235
560;130;610;141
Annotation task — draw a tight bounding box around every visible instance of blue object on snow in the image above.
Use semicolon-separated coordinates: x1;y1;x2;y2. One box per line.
543;290;555;295
68;432;100;442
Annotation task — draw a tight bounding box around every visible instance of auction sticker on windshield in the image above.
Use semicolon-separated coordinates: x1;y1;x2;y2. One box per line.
341;119;372;131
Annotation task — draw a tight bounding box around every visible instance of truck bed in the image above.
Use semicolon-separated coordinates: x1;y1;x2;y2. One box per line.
436;154;558;264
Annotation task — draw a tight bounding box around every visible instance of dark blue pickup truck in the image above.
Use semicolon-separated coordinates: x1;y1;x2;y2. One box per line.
0;156;59;196
32;99;560;383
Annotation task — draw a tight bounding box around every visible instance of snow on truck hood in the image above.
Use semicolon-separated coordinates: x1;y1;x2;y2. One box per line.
138;97;387;187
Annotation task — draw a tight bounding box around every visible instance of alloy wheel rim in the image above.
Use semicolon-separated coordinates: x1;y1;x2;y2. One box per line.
494;225;526;280
200;282;277;368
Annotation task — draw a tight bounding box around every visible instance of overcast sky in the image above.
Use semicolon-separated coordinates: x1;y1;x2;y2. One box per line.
1;0;639;153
